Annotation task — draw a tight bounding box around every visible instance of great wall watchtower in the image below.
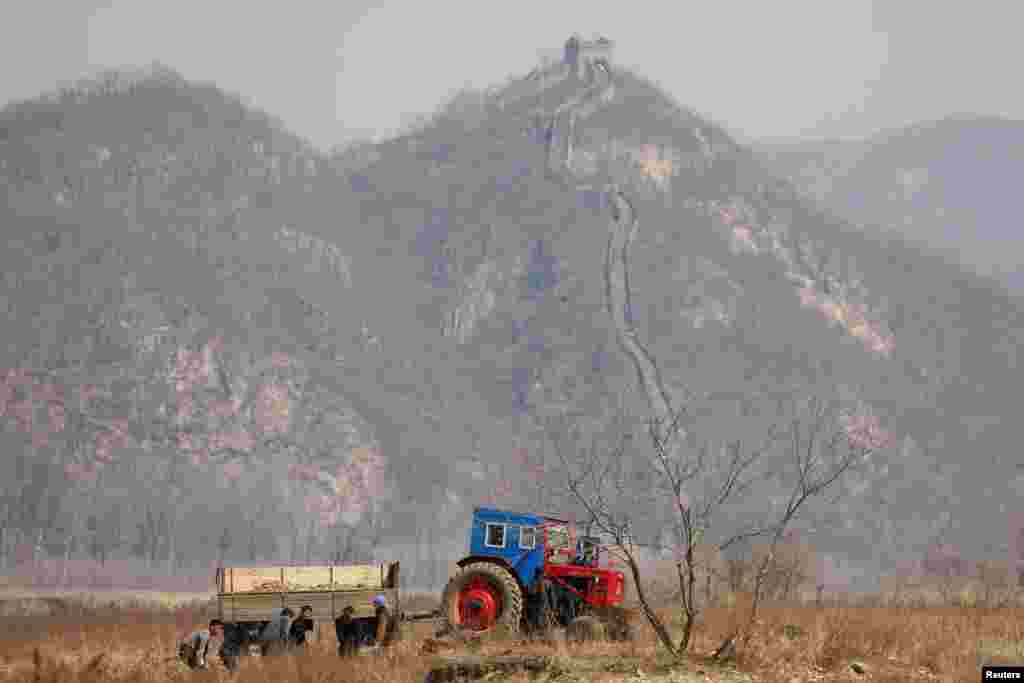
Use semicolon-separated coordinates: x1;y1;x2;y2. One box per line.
563;35;614;80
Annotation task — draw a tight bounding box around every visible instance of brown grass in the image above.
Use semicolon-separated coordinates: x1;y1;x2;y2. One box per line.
0;588;1020;682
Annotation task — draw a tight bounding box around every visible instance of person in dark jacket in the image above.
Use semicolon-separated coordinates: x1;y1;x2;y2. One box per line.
334;606;359;657
288;605;314;648
219;621;243;672
524;576;548;636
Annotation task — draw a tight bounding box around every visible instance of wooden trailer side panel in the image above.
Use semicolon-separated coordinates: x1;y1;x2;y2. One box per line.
222;567;286;593
218;563;396;594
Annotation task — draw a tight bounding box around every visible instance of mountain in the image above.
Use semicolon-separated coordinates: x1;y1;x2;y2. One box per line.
753;115;1024;288
2;55;1022;592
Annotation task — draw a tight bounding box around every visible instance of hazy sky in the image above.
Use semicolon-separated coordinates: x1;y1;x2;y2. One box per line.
2;1;1020;150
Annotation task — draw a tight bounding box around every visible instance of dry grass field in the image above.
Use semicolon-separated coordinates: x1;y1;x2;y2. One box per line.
1;585;1023;682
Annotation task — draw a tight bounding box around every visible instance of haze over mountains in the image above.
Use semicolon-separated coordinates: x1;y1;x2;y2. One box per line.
754;115;1024;290
1;52;1022;592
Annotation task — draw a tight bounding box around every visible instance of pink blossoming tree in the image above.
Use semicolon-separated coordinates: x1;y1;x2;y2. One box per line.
716;197;896;358
0;327;389;569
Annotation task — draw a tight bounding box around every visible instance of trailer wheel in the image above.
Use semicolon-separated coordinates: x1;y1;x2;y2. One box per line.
567;615;606;642
441;562;523;635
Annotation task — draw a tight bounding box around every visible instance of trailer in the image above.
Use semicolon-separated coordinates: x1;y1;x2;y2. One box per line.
215;562;401;652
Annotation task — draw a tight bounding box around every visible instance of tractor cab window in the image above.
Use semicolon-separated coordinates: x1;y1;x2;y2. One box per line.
578;537;599;567
546;524;572;564
519;526;537;549
484;523;506;548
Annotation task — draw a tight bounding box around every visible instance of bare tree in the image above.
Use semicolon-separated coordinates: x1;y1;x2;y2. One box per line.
330;525;357;565
726;556;750;598
749;532;814;604
922;540;972;606
131;506;169;568
85;514;103;565
246;517;259;562
815;553;850;607
217;526;232;566
726;395;889;650
975;559;1012;608
548;389;888;659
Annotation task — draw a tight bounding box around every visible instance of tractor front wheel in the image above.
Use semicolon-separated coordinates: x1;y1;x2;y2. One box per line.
441;562;523;635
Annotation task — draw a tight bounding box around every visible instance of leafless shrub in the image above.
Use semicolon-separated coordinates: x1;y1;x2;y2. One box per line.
545;389;887;660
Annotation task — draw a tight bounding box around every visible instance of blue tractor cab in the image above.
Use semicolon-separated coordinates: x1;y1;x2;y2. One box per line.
467;507;547;590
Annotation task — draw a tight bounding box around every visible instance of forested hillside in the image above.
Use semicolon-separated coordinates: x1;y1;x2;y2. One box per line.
2;57;1022;592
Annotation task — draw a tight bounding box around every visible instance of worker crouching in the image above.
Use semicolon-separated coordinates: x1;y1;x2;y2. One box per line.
178;619;239;672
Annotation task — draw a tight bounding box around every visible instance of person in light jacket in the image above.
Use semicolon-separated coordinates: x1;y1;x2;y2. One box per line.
259;607;294;656
371;595;399;649
178;619;225;670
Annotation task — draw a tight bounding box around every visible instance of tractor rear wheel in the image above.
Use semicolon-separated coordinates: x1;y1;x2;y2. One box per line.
441;562;523;635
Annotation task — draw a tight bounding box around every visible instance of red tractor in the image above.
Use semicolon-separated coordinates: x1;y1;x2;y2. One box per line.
440;506;636;640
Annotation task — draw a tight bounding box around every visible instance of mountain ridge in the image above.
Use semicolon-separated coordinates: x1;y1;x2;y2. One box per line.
1;49;1022;589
